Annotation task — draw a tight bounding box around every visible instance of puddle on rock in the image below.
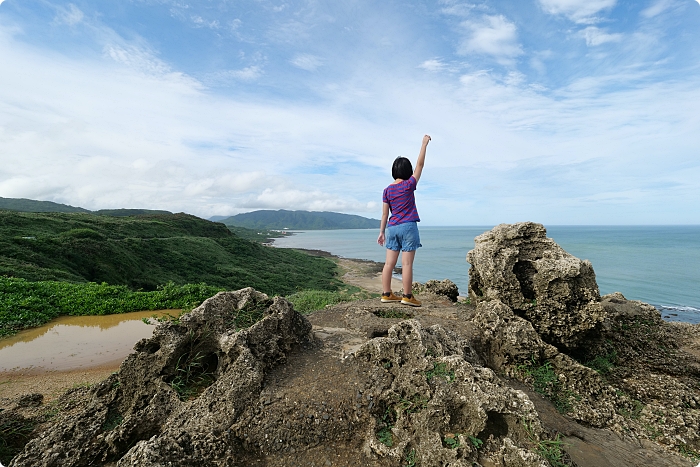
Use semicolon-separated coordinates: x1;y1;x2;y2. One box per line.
0;310;179;374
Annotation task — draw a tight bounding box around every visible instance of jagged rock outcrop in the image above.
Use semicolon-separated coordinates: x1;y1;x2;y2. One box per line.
400;279;460;302
355;319;549;466
9;288;561;467
470;299;626;427
467;222;604;351
10;288;313;467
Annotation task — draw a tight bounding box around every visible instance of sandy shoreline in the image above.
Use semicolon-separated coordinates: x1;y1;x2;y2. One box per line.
289;247;402;294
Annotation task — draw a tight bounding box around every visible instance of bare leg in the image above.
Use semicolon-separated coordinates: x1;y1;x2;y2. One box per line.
401;250;416;295
382;249;400;293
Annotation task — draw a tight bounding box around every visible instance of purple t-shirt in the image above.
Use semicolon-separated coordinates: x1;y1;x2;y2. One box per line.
383;176;420;227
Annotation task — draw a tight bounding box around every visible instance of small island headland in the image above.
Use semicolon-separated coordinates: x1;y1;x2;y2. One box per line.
2;222;700;466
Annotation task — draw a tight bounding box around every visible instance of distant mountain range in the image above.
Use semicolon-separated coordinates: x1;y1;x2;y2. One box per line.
0;198;379;230
0;197;171;217
218;210;379;230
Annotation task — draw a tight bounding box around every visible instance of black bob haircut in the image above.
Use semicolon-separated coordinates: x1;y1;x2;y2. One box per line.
392;157;413;180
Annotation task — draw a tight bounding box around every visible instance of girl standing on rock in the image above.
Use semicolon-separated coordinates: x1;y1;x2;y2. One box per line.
377;134;431;307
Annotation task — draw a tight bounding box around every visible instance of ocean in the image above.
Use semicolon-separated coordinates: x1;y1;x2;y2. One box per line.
272;225;700;324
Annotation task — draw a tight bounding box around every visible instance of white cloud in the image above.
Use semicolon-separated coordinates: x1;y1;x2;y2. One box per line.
290;54;323;71
241;188;376;213
439;0;477;17
213;65;264;82
538;0;616;23
191;16;220;29
419;59;446;72
458;15;523;64
0;4;699;224
184;172;267;197
104;44;172;76
54;4;85;26
580;26;623;46
641;0;674;17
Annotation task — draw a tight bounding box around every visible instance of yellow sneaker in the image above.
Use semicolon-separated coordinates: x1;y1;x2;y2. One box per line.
381;292;402;303
401;295;421;307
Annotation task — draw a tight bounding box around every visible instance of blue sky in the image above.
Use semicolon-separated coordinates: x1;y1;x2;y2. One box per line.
0;0;699;225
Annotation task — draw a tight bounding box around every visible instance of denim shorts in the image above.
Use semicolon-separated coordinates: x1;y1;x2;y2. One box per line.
385;221;422;252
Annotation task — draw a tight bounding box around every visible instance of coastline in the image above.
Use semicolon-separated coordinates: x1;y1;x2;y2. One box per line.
272;247;403;294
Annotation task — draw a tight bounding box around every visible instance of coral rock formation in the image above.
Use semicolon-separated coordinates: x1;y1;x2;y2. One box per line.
467;222;604;351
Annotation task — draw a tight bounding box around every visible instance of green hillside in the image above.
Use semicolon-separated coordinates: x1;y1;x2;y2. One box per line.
0;211;339;294
0;197;172;217
222;209;379;230
0;197;89;213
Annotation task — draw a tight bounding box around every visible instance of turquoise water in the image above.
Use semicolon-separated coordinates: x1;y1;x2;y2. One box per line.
273;226;700;324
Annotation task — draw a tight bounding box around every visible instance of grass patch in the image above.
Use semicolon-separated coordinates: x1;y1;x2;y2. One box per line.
0;416;34;464
677;444;700;461
442;433;460;449
286;290;353;313
394;395;428;415
374;309;413;319
536;435;567;467
376;405;397;447
403;448;417;467
518;358;578;414
425;362;455;383
102;409;123;432
523;419;571;467
286;286;375;314
618;397;644;419
168;329;218;401
584;351;617;375
229;298;270;330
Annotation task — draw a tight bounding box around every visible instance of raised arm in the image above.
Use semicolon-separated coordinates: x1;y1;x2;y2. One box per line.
413;134;431;182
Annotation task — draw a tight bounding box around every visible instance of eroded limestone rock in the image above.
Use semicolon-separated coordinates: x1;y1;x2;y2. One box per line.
470;299;624;428
355;319;549;466
10;288;313;467
467;222;604;351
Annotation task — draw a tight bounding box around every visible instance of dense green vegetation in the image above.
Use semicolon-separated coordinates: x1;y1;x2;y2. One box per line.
0;210;352;337
0;211;340;293
0;197;89;213
0;278;224;337
0;197;172;216
225;225;281;243
221;209;379;230
286;287;376;313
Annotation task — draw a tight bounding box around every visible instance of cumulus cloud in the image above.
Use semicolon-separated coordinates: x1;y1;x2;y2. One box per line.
538;0;616;23
580;26;623;46
241;187;377;213
1;2;699;223
458;15;523;64
290;54;323;71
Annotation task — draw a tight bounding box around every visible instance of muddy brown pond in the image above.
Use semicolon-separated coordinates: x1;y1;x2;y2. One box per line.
0;310;178;374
